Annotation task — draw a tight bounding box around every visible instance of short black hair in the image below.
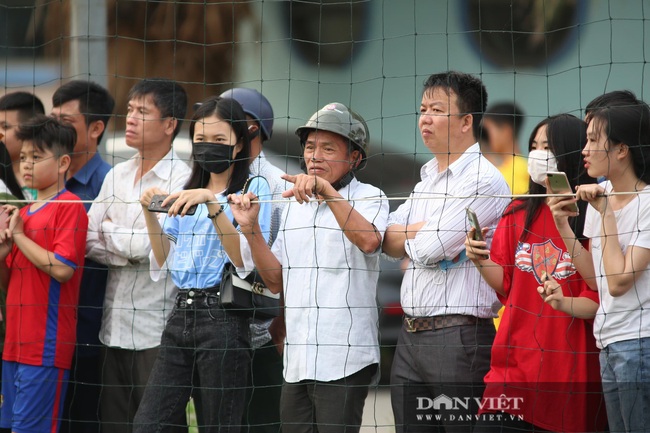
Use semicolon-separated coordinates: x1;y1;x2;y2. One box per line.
484;102;526;137
0;92;45;123
52;80;115;143
15;115;76;157
422;71;488;140
128;79;187;139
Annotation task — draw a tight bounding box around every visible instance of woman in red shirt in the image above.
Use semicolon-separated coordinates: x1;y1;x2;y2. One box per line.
465;114;607;432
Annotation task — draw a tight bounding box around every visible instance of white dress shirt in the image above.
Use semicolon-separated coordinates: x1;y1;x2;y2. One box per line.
240;177;389;382
86;149;191;350
388;143;510;318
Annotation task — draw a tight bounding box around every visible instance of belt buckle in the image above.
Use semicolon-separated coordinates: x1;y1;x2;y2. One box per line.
405;317;416;333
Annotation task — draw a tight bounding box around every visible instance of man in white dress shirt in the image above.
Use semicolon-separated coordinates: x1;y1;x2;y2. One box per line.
383;71;509;433
86;79;191;433
229;102;389;433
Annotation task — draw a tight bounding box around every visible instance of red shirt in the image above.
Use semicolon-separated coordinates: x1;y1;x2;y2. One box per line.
482;202;607;432
3;190;88;369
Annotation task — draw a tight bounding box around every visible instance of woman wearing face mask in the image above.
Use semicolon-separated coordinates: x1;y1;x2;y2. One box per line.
464;114;606;433
135;96;272;433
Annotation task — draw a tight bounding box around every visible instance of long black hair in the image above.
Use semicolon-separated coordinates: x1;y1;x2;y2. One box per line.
506;114;595;240
185;96;251;194
0;141;24;201
588;95;650;185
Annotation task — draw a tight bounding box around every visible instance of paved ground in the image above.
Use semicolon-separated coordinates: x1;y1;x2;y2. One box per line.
361;387;395;433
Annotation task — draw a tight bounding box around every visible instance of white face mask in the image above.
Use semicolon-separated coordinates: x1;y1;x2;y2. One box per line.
527;149;558;186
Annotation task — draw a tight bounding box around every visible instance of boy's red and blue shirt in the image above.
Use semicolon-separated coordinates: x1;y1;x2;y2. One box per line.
3;190;88;370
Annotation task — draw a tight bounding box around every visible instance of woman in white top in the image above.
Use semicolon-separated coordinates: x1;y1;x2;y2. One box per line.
546;91;650;433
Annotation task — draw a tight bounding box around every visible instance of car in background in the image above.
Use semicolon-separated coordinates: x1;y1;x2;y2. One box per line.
376;257;405;383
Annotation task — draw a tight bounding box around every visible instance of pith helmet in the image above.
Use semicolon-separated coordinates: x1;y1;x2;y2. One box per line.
220;88;274;141
295;102;369;169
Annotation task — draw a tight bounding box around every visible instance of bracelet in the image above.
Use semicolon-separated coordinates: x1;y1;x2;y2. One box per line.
207;204;224;219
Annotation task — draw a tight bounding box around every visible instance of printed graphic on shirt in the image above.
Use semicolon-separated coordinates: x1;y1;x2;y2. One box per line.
515;239;576;284
174;232;228;270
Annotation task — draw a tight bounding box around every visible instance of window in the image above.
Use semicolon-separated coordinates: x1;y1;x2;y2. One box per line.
285;0;370;67
463;0;584;68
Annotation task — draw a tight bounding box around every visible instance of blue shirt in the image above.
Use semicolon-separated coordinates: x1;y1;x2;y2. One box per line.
65;152;112;356
163;176;272;289
66;152;112;211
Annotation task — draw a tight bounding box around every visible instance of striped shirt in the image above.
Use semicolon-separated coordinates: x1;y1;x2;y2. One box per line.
388;143;509;318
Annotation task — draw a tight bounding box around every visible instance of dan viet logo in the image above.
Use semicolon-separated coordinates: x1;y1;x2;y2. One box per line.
414;394;525;422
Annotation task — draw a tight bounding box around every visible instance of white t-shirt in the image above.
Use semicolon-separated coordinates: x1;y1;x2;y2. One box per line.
0;179;9;195
585;181;650;349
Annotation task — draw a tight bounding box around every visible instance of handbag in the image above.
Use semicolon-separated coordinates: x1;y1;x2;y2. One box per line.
219;263;281;319
218;175;281;319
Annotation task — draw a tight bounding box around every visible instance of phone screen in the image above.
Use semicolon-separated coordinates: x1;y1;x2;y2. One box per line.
466;208;484;242
547;172;579;213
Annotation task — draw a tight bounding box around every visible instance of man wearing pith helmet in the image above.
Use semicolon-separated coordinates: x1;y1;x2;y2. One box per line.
229;102;389;433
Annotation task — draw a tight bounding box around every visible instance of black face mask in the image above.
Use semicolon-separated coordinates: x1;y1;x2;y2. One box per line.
193;142;235;174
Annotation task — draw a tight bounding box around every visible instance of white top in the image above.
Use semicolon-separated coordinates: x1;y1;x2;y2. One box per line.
249;152;290;348
387;143;510;318
0;179;9;195
585;181;650;349
250;151;288;245
86;149;191;350
240;177;389;382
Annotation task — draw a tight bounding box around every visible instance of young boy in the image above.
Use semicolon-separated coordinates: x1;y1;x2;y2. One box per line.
0;115;88;433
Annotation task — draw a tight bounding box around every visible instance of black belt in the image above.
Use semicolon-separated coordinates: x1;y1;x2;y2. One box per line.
175;287;220;308
403;314;493;332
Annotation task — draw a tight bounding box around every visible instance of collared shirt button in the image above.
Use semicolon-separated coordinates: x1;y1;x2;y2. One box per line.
186;298;193;305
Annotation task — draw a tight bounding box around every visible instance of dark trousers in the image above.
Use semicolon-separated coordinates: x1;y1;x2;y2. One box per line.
100;346;176;433
133;300;251;433
280;363;377;433
242;341;283;433
60;353;102;433
390;323;495;433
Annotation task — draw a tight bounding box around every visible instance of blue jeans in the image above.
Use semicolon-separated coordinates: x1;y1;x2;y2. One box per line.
133;291;251;433
600;337;650;433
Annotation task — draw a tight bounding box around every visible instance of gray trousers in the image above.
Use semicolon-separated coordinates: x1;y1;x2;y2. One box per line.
390;323;495;433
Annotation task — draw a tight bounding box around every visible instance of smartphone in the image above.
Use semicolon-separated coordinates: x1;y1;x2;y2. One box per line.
546;172;579;213
148;194;197;216
466;207;484;242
